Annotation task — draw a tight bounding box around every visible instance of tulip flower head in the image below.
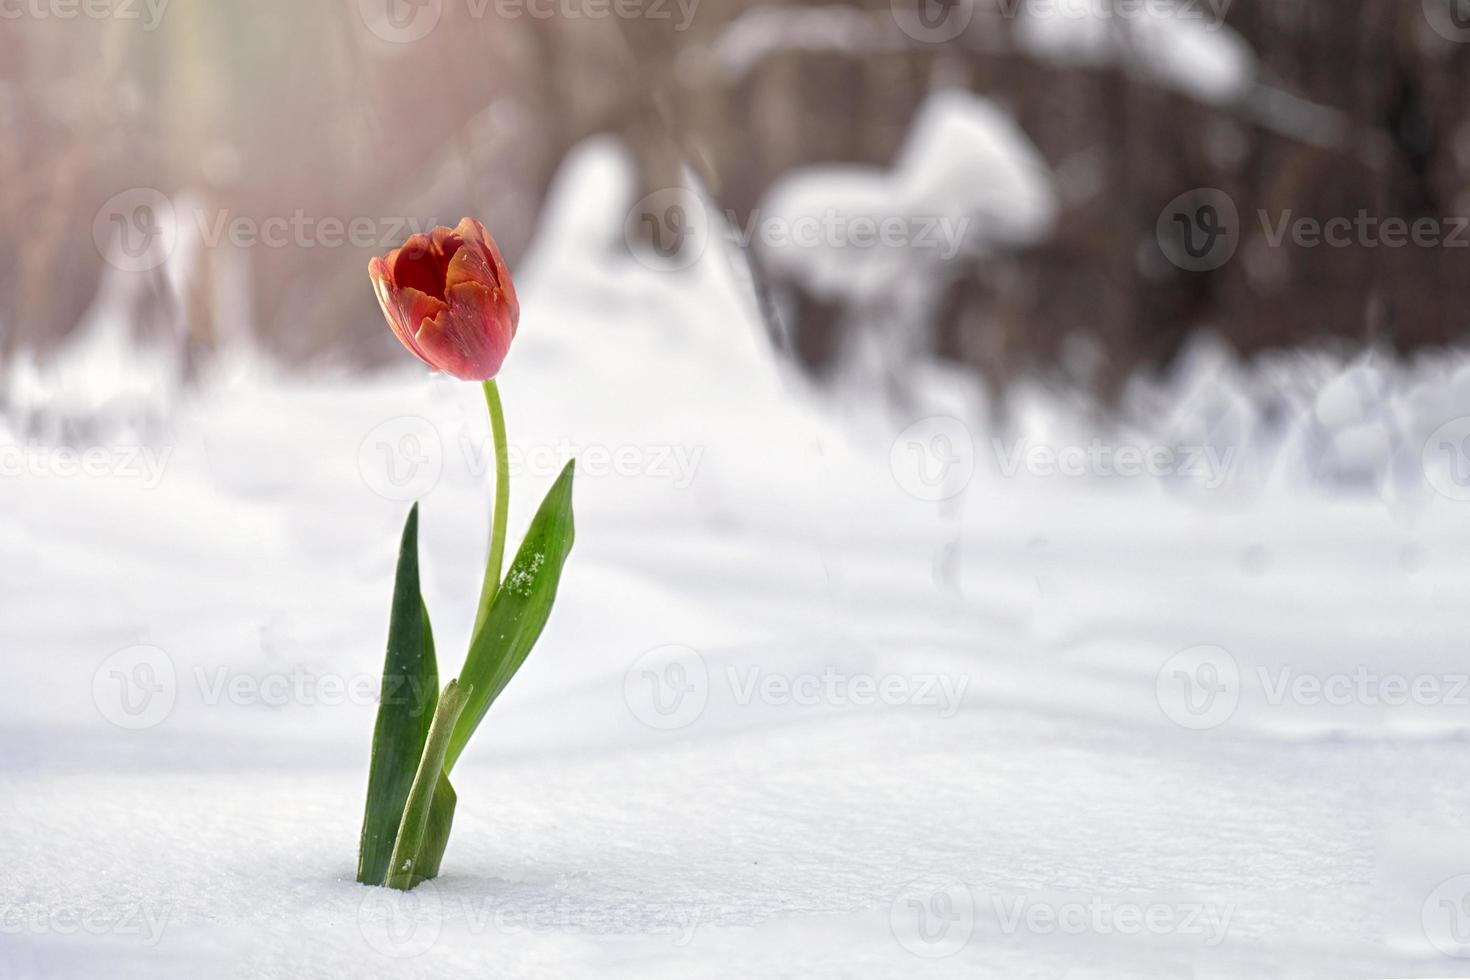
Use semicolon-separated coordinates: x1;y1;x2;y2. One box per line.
369;217;519;381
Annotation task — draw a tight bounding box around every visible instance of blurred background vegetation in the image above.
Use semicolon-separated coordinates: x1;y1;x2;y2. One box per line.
3;0;1469;398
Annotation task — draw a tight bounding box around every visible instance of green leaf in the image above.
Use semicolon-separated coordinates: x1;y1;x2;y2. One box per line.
446;459;575;771
385;680;471;890
356;505;439;887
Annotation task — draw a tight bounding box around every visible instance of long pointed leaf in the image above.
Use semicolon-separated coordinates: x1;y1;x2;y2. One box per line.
445;460;575;771
356;505;439;886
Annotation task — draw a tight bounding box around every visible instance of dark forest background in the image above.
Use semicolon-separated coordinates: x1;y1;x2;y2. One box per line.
3;0;1468;398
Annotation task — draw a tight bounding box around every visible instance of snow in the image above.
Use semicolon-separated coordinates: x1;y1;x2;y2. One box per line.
759;89;1057;301
756;90;1056;385
1008;0;1351;148
5;137;1470;978
1014;1;1256;105
758;164;899;301
894;89;1059;249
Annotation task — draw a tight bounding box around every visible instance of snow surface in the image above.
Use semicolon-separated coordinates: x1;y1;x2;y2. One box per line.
5;138;1470;979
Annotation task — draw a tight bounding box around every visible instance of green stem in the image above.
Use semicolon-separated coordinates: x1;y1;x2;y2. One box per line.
472;379;510;637
384;679;470;891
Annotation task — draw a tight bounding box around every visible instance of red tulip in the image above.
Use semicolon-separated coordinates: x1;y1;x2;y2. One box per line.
369;217;519;381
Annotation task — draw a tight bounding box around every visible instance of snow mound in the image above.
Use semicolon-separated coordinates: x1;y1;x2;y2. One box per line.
1015;1;1255;105
759;88;1057;301
894;88;1059;247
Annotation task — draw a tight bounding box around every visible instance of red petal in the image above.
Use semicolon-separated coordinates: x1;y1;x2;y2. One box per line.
392;233;444;301
413;281;512;381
